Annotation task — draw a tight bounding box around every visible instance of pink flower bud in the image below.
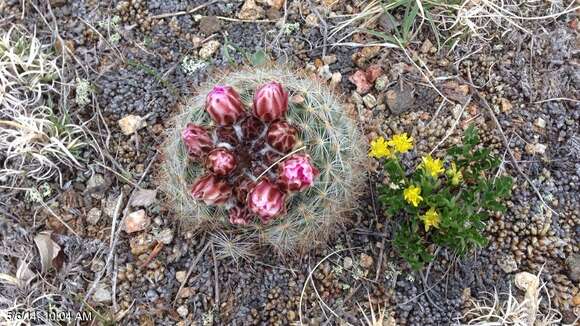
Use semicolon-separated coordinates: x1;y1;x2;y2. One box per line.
207;148;237;176
247;179;286;222
205;85;245;125
277;154;319;192
233;176;255;203
182;123;213;159
216;125;239;145
241;115;266;140
228;205;252;225
191;174;232;206
267;121;297;153
252;81;288;122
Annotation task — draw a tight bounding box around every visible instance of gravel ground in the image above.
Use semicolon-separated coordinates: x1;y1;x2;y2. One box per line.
0;1;578;325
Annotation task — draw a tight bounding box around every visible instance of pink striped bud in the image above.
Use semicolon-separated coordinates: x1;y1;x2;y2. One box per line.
207;148;237;176
241;115;266;140
182;123;213;159
205;85;245;125
277;154;319;192
247;179;286;222
234;177;255;203
228;205;252;225
191;174;232;206
216;125;239;145
252;81;288;122
267;121;297;153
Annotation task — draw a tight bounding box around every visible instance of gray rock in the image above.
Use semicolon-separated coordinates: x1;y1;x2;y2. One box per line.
93;285;111;303
87;207;102;225
386;84;414;115
177;305;188;318
199;16;221;35
86;173;105;191
497;254;518;273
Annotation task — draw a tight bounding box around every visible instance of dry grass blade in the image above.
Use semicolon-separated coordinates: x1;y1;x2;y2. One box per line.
0;26;87;186
357;293;393;326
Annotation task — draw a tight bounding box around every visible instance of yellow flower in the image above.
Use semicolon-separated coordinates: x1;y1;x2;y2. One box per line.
447;162;463;186
388;133;414;153
403;185;423;207
369;137;392;158
422;207;441;232
421;155;445;178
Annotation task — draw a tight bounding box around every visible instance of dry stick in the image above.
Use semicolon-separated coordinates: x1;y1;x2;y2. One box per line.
472;90;558;216
151;0;218;19
112;254;119;313
256;146;306;181
420;247;443;312
78;17;124;61
534;97;580;104
82;190;124;306
82;152;157;311
400;44;452;104
369;177;386;282
173;240;210;305
215;16;276;23
39;201;79;237
299;248;355;325
308;0;328;57
429;96;471;156
210;242;220;310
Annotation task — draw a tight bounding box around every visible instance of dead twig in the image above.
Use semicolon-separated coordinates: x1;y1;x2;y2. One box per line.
471;89;558;216
151;1;219;19
211;241;220;311
429;96;471;155
215;16;277;23
308;0;329;57
369;176;386;282
140;241;164;269
174;240;210;305
81;190;125;307
420;247;443;312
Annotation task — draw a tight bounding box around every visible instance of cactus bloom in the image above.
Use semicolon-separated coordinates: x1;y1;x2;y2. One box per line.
182;123;213;159
267;121;297;153
252;81;288;121
207;148;237;176
228;205;252;225
277;154;319;192
247;179;286;222
191;174;232;206
205;85;245;125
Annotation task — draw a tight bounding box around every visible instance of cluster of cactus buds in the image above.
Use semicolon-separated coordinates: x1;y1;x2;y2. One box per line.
183;82;319;225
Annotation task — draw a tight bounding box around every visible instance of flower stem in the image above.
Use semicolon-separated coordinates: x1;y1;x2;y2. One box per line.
256;146;306;181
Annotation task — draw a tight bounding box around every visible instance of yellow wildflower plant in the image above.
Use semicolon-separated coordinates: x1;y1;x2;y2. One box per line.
447;162;463;186
388;133;414;153
421;155;445;178
369;137;392;158
422;207;441;232
403;185;423;207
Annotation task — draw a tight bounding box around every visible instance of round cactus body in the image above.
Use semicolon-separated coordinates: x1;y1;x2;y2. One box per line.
163;67;366;253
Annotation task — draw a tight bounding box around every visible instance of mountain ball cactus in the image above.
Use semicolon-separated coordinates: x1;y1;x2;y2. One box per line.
163;67;367;253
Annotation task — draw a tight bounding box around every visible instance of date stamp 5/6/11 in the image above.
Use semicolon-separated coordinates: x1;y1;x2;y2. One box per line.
7;309;93;323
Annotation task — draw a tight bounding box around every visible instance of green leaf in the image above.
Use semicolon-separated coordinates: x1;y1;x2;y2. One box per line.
247;49;268;66
402;2;419;42
464;124;479;148
384;158;405;182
